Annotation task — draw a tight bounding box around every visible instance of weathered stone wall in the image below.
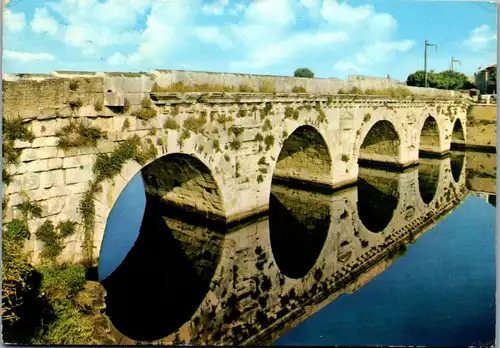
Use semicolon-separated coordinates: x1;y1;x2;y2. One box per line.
2;73;468;266
4;70;459;97
107;157;468;346
2;77;104;115
466;105;496;150
466;151;496;194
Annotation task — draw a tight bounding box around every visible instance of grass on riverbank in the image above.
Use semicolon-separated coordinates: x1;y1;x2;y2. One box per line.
2;218;104;345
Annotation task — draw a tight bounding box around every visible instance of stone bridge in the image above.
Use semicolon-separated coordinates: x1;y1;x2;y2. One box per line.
1;73;468;265
103;154;468;345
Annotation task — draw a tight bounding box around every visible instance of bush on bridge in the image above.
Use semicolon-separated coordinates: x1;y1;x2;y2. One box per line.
294;68;315;78
56;119;105;150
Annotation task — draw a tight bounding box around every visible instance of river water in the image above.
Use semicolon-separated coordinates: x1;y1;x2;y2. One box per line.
97;151;496;346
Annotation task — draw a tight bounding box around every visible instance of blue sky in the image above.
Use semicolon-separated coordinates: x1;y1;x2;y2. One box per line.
2;0;497;81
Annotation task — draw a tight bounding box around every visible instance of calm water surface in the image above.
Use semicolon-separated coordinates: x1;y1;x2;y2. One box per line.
98;152;496;346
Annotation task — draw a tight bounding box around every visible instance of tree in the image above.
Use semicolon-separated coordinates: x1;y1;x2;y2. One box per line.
294;68;314;78
406;69;474;90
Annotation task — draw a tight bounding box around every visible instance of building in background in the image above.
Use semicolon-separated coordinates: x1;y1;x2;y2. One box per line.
474;64;497;94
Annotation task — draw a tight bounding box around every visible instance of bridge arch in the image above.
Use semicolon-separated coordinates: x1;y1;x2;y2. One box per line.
418;116;441;155
97;152;227;341
451;118;465;150
417;158;441;205
271;125;333;187
93;149;228;264
357;120;402;166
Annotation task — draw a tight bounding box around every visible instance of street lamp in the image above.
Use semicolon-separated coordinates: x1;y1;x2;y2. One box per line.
424;40;438;88
451;57;461;71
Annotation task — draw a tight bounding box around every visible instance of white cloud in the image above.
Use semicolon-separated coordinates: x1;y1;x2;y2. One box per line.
243;0;295;27
202;0;228;16
31;8;60;36
333;60;361;73
228;3;245;16
4;49;55;62
194;26;233;49
4;8;26;32
321;0;374;26
464;25;496;51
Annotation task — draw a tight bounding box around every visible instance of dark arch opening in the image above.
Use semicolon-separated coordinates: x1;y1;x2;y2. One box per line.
450;151;465;183
359;120;401;165
418;159;440;204
272;125;332;188
357;169;399;233
100;154;225;342
488;195;496;208
451;119;465;150
269;184;331;279
419;116;441;155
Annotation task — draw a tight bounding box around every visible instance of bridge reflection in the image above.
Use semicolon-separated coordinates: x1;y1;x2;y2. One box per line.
103;154;469;346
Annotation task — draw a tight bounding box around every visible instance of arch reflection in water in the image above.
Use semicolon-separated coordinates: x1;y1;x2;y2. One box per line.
98;172;146;281
102;193;224;342
418;158;440;204
357;167;399;232
450;151;465;183
269;184;331;279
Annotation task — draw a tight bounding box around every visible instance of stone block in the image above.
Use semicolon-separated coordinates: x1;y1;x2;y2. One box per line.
119;161;142;182
56;105;74;118
38;107;58;120
40;169;65;189
13;139;33;149
20;146;59;162
32;137;59;148
19;109;41;121
22;172;40;191
4;175;23;194
63;154;96;169
65;165;93;184
40;196;66;217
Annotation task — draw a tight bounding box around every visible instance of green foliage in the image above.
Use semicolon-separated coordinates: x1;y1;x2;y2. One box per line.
132;98;157;121
68;98;83;109
259;81;276;94
183;114;207;134
264;135;275;150
261;103;273;118
315;103;327;123
3;167;12;185
406;69;475;90
3;117;35;143
363;113;371;122
69;80;79;91
284;107;299;120
262;119;272;132
254;133;264;142
92;135;156;182
229;126;244;138
292;86;307;93
123;98;131;113
229;139;242;150
56;120;105;150
148;128;157;136
93;100;103;112
224;154;230;162
122;118;131;131
164;118;180;130
341;154;350;162
4;219;31;242
258;156;268;166
16;200;42;219
212;139;220;152
57;220;78;239
257;174;264;183
239;84;255;92
294;68;314;78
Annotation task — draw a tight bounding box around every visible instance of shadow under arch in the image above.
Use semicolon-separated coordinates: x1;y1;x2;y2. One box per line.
268;184;331;279
418;158;440;204
272;125;332;187
358;120;402;166
357;167;399;233
419;116;441;155
451;119;465;150
100;153;227;342
450;151;465;183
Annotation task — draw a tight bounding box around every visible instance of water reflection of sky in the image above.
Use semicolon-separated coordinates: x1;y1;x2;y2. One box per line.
275;195;496;347
98;173;146;281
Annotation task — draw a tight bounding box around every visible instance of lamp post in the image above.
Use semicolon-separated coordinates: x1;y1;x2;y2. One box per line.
451;57;461;71
424;40;438;88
